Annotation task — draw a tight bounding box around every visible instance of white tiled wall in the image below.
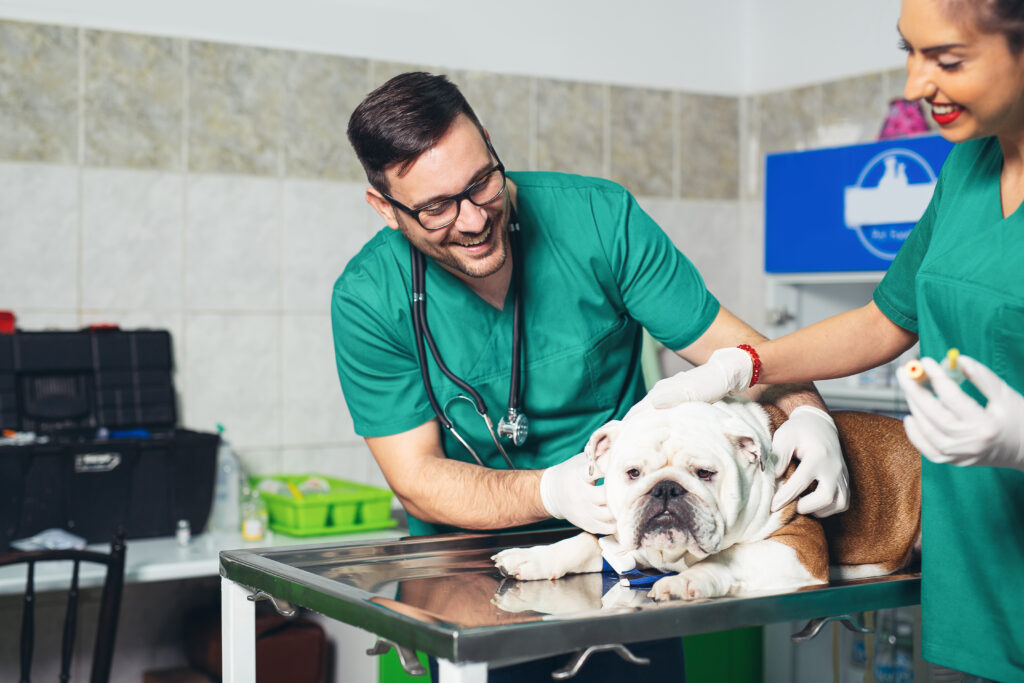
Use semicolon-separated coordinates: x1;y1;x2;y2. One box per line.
184;174;282;312
0;162;79;309
81;168;184;311
0;162;382;481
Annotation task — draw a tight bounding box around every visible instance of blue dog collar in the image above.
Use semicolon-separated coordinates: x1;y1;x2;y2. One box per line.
600;557;678;588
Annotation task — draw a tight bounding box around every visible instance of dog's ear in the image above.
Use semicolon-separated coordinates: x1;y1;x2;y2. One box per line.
732;434;765;471
584;420;622;478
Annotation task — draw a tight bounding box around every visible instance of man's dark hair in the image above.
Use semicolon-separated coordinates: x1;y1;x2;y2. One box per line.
347;72;486;193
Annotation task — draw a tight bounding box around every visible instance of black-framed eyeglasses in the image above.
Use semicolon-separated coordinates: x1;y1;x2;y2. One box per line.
383;157;507;231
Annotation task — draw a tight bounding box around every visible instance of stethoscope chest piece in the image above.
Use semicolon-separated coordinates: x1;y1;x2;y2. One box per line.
497;409;529;447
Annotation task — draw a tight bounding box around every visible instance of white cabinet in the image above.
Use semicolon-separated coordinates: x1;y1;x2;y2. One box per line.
765;272;915;414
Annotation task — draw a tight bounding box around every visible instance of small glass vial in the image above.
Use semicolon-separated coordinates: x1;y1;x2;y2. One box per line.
240;488;267;541
175;519;191;546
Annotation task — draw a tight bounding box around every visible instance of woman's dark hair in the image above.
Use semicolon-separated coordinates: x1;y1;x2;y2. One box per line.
945;0;1024;53
347;72;486;193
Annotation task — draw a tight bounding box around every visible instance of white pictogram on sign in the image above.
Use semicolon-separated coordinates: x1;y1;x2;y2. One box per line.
843;148;937;260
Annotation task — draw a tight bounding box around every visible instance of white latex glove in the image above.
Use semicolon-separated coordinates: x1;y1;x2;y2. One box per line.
539;452;616;535
897;355;1024;470
770;406;850;517
647;347;754;409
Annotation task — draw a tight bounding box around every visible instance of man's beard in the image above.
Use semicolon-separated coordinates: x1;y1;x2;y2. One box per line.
423;211;510;280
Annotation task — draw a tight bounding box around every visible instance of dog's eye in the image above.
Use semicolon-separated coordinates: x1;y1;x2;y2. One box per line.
626;468;641;480
696;469;715;482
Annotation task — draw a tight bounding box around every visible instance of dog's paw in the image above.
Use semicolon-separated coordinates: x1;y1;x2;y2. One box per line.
491;580;552;613
648;566;732;601
492;546;568;581
601;582;650;609
492;575;602;614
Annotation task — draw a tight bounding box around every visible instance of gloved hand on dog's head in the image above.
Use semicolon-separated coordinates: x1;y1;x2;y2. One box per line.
646;347;754;408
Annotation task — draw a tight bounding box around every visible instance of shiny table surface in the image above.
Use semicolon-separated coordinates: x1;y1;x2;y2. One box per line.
220;528;920;665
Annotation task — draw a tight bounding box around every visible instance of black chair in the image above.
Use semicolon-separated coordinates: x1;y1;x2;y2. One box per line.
0;533;126;683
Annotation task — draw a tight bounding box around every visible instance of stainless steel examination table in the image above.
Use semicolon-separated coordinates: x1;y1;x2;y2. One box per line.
219;528;920;682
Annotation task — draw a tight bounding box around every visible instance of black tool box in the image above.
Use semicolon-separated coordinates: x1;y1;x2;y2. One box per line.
0;328;218;550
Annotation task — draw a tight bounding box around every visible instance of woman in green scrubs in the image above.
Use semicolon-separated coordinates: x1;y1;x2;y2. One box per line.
647;0;1024;678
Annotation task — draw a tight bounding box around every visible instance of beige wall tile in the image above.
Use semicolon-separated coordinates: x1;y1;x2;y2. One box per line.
679;93;739;200
369;60;434;87
283;51;368;181
84;30;184;170
188;41;283;175
739;95;763;201
820;72;887;145
535;78;605;176
884;66;908;102
757;84;821;157
0;20;78;163
745;84;820;199
452;70;532;173
610;86;673;198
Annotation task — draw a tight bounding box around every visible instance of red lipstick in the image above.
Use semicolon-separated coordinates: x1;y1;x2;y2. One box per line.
931;104;963;125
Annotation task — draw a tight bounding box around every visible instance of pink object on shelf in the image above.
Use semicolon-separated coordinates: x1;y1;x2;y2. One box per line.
878;99;930;140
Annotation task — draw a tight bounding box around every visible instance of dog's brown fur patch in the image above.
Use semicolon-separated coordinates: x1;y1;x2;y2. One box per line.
822;411;921;573
761;405;920;578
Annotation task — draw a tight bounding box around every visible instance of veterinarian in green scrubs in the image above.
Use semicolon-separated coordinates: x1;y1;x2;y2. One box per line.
335;167;723;536
647;0;1024;678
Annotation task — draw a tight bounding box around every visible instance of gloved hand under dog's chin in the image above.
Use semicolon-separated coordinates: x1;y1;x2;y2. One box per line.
540;452;616;535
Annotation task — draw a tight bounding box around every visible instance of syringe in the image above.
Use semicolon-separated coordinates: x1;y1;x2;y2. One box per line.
904;348;966;388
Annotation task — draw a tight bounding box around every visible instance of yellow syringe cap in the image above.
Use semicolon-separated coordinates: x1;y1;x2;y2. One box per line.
945;348;960;370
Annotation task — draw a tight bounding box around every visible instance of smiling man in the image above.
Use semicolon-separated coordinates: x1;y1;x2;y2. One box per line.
331;71;847;681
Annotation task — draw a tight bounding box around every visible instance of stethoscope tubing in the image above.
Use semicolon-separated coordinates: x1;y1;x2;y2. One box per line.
409;213;523;469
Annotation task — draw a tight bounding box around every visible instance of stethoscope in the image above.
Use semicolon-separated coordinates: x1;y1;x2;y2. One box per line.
410;208;527;469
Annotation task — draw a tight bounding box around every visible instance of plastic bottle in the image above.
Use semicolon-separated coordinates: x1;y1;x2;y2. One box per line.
873;609;898;683
210;423;242;533
176;519;191;546
240;485;268;541
892;612;915;683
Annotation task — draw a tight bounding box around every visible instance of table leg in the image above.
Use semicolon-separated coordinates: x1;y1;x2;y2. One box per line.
436;658;487;683
221;576;256;682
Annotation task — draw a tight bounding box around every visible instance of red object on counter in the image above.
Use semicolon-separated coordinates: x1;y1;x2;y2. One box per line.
86;323;120;331
0;311;14;334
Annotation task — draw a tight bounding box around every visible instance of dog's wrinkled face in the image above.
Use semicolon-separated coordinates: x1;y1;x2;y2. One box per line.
586;401;770;569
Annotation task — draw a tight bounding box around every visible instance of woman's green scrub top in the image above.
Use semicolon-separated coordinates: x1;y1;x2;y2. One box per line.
874;137;1024;680
333;172;719;536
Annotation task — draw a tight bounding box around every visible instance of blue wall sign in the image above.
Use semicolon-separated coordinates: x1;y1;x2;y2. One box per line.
765;134;953;272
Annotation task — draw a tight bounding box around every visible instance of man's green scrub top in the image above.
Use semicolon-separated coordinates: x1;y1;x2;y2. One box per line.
874;137;1024;681
333;172;719;536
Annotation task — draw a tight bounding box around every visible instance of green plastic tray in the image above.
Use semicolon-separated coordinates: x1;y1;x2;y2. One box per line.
252;474;396;537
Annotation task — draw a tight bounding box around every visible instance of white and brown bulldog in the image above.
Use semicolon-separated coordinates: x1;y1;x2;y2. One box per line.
493;398;920;601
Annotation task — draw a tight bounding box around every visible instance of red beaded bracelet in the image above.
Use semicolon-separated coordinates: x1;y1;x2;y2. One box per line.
737;344;761;387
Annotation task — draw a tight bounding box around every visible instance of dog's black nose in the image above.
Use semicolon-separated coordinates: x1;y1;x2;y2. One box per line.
650;480;685;501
